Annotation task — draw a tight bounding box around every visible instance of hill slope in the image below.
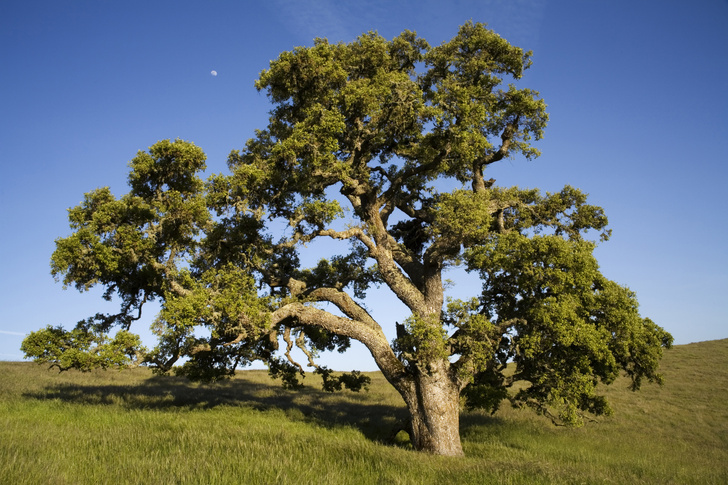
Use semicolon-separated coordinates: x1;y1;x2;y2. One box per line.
1;339;726;484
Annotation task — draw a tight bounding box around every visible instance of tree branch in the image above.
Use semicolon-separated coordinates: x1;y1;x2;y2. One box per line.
295;331;319;368
317;227;376;250
380;142;452;209
473;117;519;193
283;326;304;372
306;287;378;326
270;303;408;386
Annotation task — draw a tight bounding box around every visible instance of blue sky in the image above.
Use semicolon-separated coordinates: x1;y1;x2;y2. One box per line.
1;0;726;371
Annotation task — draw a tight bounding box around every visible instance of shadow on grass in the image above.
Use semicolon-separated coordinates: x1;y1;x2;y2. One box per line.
22;372;419;445
22;371;507;448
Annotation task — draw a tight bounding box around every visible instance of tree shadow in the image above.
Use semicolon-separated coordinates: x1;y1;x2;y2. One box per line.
22;371;512;449
22;372;410;445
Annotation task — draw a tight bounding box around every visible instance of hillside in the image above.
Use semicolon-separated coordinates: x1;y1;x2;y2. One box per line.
1;339;726;484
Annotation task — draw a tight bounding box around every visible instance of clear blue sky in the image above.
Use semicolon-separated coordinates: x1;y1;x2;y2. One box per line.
1;0;726;370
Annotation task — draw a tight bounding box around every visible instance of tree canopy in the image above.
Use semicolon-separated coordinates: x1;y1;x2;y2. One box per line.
22;22;672;456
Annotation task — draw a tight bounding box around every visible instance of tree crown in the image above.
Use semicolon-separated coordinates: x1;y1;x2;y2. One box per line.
24;23;671;431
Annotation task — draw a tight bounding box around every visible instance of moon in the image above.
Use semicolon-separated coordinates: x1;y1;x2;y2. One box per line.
211;70;218;77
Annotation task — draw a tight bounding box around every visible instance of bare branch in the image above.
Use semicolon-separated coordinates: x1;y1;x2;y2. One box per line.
283;326;304;372
222;331;247;347
307;287;380;330
295;332;319;369
317;227;375;250
271;303;408;385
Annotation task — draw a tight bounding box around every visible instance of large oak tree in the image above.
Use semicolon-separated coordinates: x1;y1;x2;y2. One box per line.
23;23;672;456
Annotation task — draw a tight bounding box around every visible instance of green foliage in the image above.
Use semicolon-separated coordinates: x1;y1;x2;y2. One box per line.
394;313;449;368
49;138;210;326
316;367;372;392
430;190;495;251
267;357;305;390
21;325;144;371
422;21;547;175
464;232;672;425
297;247;379;299
127;138;207;198
149;264;274;381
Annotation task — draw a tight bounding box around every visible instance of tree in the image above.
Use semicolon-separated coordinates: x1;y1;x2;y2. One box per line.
22;23;672;456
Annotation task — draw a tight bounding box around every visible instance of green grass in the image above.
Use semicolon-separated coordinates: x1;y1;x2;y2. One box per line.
1;339;726;484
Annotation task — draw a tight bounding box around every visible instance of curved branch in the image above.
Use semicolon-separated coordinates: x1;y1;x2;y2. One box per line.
306;287;380;330
295;331;319;368
308;225;427;312
373;245;427;312
317;227;375;250
270;303;408;386
283;326;304;372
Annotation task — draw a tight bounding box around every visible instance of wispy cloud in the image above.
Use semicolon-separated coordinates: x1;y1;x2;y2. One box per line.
489;0;547;50
263;0;548;55
266;0;355;43
265;0;401;44
0;330;26;336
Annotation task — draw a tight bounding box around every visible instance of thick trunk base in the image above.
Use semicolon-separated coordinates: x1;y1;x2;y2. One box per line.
400;365;463;456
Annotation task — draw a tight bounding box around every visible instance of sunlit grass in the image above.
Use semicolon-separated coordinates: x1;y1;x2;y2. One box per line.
1;340;726;484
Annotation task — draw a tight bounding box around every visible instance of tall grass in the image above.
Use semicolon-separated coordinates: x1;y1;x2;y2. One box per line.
1;340;726;484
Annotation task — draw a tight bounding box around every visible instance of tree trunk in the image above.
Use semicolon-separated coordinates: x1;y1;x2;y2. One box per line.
399;362;464;456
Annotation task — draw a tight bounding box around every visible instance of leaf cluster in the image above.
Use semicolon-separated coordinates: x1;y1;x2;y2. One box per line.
462;233;672;424
20;325;144;372
51;139;210;330
393;313;449;370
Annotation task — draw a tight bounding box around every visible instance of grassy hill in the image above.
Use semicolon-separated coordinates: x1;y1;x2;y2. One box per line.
1;339;726;484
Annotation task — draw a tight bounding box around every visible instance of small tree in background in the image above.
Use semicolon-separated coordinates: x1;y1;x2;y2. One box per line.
22;22;672;456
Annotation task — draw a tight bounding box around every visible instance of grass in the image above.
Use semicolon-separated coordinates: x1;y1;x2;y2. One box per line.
1;339;726;484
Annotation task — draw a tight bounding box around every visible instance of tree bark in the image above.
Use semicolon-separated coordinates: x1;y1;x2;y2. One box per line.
397;361;464;456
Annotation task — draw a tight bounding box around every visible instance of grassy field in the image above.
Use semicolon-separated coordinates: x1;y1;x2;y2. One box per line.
1;339;726;484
